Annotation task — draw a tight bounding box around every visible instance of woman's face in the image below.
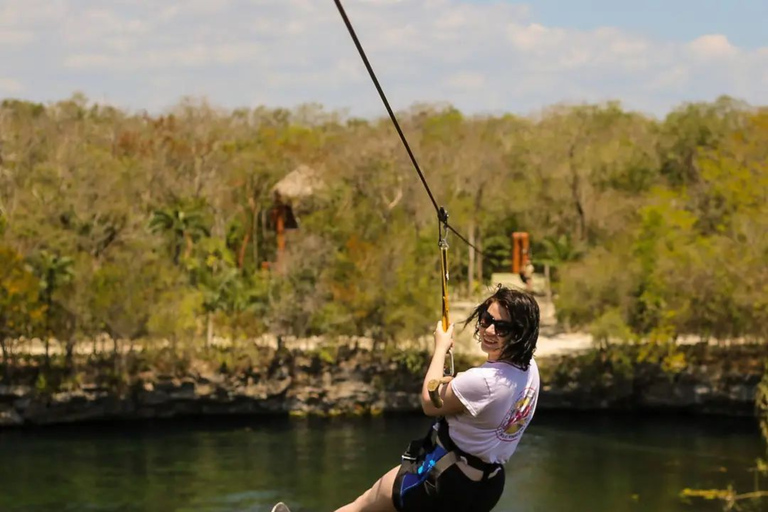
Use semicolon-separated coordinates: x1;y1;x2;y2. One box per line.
478;300;512;361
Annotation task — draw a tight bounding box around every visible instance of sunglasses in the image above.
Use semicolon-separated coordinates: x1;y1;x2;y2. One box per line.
478;310;514;338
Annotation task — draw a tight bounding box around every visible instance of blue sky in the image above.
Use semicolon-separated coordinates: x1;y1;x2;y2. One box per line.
0;0;766;118
497;0;767;49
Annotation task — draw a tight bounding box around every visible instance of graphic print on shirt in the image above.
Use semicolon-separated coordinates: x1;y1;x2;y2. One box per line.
495;386;537;442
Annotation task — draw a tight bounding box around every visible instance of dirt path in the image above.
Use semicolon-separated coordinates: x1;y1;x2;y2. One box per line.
453;328;593;359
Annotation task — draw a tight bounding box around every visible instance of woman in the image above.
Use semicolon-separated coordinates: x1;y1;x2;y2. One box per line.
335;286;541;512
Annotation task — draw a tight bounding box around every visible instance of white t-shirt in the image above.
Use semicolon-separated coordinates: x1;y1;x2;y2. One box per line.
447;358;540;464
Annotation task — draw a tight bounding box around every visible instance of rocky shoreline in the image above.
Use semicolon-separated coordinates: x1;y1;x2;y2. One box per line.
0;345;764;427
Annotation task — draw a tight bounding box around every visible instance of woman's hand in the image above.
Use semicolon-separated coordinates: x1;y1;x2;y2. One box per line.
434;321;454;354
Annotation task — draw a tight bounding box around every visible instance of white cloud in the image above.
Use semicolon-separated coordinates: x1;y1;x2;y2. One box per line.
0;0;67;27
0;30;34;44
0;78;23;94
509;23;561;51
688;34;738;59
446;71;485;91
0;0;767;116
647;66;690;92
64;42;267;70
63;54;117;70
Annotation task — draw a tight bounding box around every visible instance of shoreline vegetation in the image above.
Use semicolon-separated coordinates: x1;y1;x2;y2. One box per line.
0;336;765;427
1;92;767;510
0;94;767;432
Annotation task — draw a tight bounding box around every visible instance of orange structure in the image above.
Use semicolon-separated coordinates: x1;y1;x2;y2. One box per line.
268;192;298;272
511;232;530;274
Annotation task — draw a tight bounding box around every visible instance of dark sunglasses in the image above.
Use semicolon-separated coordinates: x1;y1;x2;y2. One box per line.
478;310;514;338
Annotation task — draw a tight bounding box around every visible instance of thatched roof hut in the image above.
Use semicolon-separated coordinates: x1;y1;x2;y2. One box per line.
271;164;324;203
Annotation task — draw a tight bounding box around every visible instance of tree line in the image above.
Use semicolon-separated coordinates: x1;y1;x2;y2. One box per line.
1;93;766;368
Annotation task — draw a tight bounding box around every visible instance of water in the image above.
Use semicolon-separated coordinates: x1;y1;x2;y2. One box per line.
0;412;762;512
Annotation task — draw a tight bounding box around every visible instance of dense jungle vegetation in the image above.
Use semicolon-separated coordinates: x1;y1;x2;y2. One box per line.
0;94;766;365
1;93;767;509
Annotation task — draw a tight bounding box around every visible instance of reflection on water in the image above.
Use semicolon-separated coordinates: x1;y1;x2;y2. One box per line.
0;411;761;512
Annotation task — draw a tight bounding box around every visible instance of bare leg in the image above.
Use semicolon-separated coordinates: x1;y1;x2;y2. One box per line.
334;466;400;512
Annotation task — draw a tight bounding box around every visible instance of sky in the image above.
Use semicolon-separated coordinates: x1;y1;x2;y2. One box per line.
1;0;767;118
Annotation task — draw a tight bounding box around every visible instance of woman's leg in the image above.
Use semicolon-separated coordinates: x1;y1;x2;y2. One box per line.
334;465;400;512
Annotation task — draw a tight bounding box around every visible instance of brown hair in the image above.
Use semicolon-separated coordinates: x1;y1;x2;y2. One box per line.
464;286;539;370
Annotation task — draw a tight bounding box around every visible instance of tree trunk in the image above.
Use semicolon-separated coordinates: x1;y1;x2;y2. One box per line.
252;207;260;266
261;208;269;263
206;312;213;349
173;243;181;266
568;145;587;242
65;337;75;373
184;233;193;260
238;228;251;269
545;263;553;304
112;337;121;379
0;337;7;379
471;183;486;290
468;221;475;296
44;293;52;369
239;197;258;269
476;233;483;284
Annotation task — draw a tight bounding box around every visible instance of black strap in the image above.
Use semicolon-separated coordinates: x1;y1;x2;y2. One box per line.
395;419;503;508
436;419;502;479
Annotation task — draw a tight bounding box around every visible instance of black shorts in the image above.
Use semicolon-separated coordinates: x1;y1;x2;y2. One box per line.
393;456;505;512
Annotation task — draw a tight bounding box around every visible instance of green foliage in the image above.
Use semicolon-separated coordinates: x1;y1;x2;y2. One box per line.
589;309;636;349
146;287;204;342
313;344;338;365
149;198;211;265
0;95;766;355
389;348;430;377
757;363;768;442
539;234;582;267
2;95;768;508
34;372;51;395
556;245;639;329
88;248;180;340
681;485;768;510
547;343;635;391
658;96;747;187
0;246;46;363
636;338;687;376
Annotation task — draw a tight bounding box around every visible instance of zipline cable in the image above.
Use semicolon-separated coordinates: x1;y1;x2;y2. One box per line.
332;0;484;258
334;0;489;406
332;0;439;214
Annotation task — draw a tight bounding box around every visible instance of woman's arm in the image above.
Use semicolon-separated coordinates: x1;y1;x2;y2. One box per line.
420;322;467;417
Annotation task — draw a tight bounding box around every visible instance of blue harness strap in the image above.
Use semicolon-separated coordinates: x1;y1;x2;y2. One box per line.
397;444;448;506
393;419;505;511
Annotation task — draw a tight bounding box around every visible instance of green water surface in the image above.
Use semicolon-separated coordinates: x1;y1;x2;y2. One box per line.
0;411;762;512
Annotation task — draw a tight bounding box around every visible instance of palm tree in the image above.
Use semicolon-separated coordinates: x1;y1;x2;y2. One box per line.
200;267;242;348
149;200;211;265
539;234;583;303
192;238;247;348
30;250;74;365
540;234;582;267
